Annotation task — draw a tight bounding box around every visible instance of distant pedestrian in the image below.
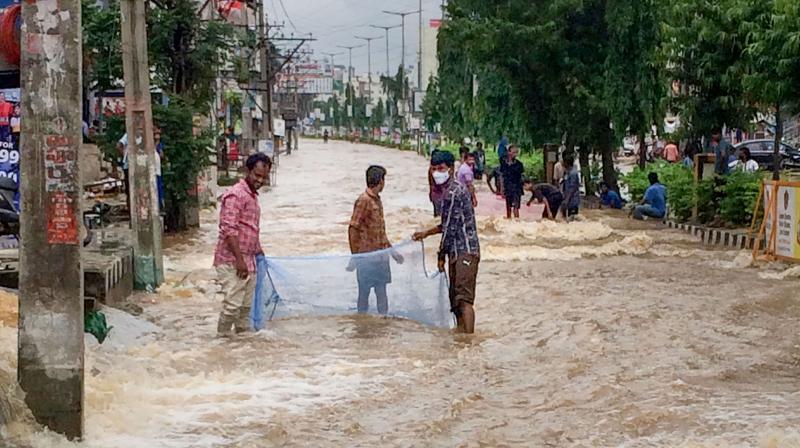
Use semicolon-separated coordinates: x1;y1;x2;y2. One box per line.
348;165;404;315
664;141;680;163
486;165;503;197
524;180;562;220
500;145;525;219
474;142;486;180
734;147;759;173
683;141;700;170
214;153;272;336
633;172;667;221
553;152;566;186
497;136;509;162
413;150;480;334
561;154;581;220
154;128;165;211
710;127;734;176
457;151;478;207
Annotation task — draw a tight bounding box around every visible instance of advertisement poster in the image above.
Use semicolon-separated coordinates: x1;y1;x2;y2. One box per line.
763;181;800;261
0;88;20;207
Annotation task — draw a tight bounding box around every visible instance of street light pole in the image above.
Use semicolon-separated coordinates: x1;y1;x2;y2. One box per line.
418;0;424;89
337;44;364;132
355;35;380;105
383;9;420;134
370;24;401;77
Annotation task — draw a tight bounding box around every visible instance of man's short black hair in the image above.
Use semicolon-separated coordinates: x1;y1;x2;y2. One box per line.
246;153;272;170
366;165;387;188
431;150;455;167
564;154;575;166
466;152;477;159
648;172;659;185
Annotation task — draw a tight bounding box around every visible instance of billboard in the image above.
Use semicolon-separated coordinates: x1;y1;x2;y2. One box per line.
0;87;20;205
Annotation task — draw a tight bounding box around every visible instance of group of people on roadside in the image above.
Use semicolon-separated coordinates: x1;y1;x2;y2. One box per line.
654;128;760;175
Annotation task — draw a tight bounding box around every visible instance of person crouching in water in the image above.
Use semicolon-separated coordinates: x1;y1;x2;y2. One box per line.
500;145;525;219
524;179;563;220
348;165;404;315
413;151;481;333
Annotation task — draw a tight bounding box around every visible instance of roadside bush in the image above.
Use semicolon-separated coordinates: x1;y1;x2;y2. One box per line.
621;161;763;226
719;170;763;226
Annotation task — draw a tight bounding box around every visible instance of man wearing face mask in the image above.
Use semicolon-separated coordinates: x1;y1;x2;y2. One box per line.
213;153;272;336
428;149;447;217
413;151;481;334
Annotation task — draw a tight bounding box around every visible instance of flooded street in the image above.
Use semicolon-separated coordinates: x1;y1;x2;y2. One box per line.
3;139;800;447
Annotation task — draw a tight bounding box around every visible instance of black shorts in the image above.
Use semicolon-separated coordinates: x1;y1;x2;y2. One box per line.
448;253;480;314
547;192;563;215
505;192;522;209
356;257;391;289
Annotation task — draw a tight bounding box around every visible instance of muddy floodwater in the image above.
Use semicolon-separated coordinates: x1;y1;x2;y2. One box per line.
2;140;800;447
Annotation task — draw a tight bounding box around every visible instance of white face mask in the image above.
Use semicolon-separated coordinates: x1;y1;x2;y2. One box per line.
432;171;450;185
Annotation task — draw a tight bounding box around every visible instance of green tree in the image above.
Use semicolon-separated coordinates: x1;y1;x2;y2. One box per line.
739;0;800;179
82;0;123;91
662;0;754;139
604;0;665;170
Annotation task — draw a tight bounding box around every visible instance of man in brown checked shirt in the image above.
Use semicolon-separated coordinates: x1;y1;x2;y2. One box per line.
348;165;404;315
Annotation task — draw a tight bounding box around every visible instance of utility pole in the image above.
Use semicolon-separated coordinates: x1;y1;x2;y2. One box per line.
355;35;380;105
418;0;423;89
370;24;401;77
258;0;276;164
337;44;363;133
382;9;420;134
120;0;163;290
18;0;84;438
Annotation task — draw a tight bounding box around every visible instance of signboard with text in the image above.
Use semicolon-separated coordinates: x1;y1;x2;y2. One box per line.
763;181;800;262
0;88;20;209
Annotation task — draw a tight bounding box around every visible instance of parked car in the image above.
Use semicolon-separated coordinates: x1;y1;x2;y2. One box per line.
733;139;800;170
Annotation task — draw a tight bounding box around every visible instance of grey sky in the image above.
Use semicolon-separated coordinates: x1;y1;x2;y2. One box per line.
266;0;445;77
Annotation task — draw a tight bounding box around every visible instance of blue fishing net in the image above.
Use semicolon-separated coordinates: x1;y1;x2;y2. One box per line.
250;241;453;329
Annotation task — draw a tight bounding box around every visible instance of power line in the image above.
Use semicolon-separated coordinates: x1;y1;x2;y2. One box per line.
277;0;298;31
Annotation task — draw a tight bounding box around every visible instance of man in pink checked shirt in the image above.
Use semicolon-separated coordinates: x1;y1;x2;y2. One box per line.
213;153;272;336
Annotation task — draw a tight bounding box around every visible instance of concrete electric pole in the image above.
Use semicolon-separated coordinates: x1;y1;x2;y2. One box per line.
354;35;380;104
18;0;85;438
120;0;163;289
370;24;401;78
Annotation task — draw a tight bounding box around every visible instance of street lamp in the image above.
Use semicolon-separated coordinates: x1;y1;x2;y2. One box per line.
354;35;380;104
370;24;401;77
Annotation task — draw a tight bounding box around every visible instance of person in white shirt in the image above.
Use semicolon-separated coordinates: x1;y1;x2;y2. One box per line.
730;147;759;173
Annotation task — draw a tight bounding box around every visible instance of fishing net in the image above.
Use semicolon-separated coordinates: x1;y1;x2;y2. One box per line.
251;241;453;330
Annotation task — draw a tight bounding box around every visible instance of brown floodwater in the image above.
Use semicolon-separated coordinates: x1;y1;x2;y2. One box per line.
2;139;800;447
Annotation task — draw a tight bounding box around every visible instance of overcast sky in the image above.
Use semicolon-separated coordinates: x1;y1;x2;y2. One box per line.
265;0;445;77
